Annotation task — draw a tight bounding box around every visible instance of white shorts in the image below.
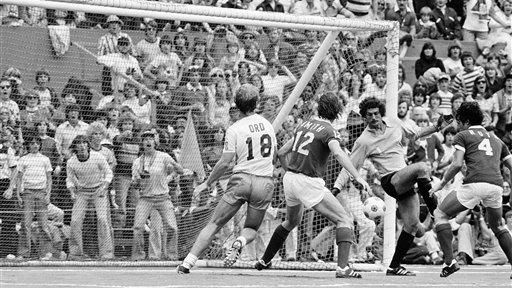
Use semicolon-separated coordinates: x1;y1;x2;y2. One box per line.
457;182;503;209
283;171;329;209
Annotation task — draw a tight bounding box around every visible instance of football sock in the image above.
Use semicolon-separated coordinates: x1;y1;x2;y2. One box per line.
389;230;415;269
182;253;198;269
417;177;437;214
435;223;454;265
496;229;512;264
261;224;290;264
336;227;354;268
235;236;247;248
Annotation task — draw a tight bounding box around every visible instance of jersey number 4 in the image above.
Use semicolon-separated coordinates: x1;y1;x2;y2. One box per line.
478;138;493;156
292;131;315;155
246;134;272;161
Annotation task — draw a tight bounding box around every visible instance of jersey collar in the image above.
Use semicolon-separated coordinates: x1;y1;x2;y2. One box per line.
469;125;485;130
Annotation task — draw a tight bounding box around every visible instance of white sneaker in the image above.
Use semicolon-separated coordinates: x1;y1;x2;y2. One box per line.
5;254;15;260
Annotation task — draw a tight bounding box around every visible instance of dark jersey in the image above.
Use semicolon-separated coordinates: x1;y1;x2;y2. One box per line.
287;118;339;178
453;126;511;186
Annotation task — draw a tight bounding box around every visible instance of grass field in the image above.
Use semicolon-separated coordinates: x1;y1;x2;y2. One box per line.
0;265;511;288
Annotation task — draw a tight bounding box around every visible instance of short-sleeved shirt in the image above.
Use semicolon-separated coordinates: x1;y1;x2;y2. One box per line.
287;118;339;178
224;113;276;177
97;53;142;92
18;153;52;190
132;151;176;197
148;52;183;83
454;126;511;186
0;145;16;180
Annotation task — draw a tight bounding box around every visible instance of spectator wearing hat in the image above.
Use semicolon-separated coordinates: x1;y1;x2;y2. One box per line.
431;0;462;40
97;15;134;95
431;73;453;115
144;34;184;89
451;51;484;97
262;28;297;69
261;59;297;103
131;130;184;261
442;41;463;79
97;36;143;94
135;20;161;71
492;73;512;137
33;69;58;110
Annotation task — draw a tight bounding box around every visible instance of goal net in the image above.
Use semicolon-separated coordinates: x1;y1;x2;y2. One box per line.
0;0;398;270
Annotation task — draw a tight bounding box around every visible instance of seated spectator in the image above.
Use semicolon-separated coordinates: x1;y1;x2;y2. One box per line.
173;66;209;126
416;6;440;40
415;42;445;80
2;67;25;112
255;0;286;12
219;40;242;71
451;51;484;97
173;30;190;61
427;93;443;124
54;104;89;160
360;66;386;102
443;41;463;78
67;135;114;260
33;69;58;110
16;136;53;260
483;62;504;95
432;0;462;40
449;92;464;118
261;59;297;103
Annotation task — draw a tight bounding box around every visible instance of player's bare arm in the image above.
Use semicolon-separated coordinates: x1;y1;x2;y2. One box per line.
277;137;293;171
415;116;454;140
328;139;370;192
430;149;464;195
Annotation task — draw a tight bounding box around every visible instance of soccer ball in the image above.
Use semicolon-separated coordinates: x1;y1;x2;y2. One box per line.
363;197;386;220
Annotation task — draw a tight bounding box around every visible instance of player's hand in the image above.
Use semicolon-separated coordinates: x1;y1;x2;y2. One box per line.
353;177;370;192
429;181;444;197
436;114;454;131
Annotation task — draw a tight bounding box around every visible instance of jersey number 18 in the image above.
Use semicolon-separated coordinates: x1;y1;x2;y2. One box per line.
246;134;272;160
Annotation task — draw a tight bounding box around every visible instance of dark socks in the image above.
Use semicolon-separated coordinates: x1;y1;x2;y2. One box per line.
435;223;454;265
261;224;290;264
336;227;354;268
390;230;415;269
496;229;512;264
417;177;437;215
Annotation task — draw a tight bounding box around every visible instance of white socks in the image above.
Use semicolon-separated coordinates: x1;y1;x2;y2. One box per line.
182;254;198;269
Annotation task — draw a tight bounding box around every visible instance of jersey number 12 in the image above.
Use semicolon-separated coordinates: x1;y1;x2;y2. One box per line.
246;134;272;160
292;131;314;155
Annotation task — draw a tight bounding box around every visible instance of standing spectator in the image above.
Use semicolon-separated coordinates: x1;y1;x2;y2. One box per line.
144;34;184;89
385;0;416;58
415;42;445;80
291;0;325;16
19;91;52;136
135;20;161;71
0;135;18;259
432;0;462;40
360;67;386;102
462;0;511;50
16;137;53;259
173;31;190;60
54;104;89;160
431;73;453;115
183;37;215;74
112;116;139;228
443;41;463;79
173;66;209;126
36;121;62;176
0;77;20;122
484;63;504;95
262;28;297;69
67;135;114;260
97;37;143;94
467;76;498;129
492;74;512;137
97;15;134;95
208;79;232;129
416;7;440;39
33;69;58;111
261;59;297;103
131;130;184;260
121;83;152;126
219;40;242;71
255;0;285;12
87;122;116;170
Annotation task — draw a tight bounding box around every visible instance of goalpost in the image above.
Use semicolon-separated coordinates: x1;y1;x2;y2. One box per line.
0;0;398;270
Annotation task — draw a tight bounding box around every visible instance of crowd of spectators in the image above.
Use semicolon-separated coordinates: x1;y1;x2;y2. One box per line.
0;0;510;266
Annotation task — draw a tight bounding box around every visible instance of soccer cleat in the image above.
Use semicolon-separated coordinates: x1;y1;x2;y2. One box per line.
255;259;272;270
440;260;460;278
224;240;242;267
386;266;416;276
176;264;190;274
336;266;362;278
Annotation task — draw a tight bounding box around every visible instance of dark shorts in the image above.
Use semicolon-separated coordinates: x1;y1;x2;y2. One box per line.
380;171;415;201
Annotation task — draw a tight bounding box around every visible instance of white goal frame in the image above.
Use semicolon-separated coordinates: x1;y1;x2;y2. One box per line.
0;0;400;270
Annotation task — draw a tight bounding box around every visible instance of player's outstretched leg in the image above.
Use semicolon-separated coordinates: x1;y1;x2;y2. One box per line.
334;227;362;279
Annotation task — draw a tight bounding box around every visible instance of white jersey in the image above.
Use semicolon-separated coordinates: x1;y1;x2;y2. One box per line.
224;114;276;177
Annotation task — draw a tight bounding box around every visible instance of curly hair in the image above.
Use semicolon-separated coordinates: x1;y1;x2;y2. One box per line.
456;101;483;126
317;93;342;121
359;97;386;118
86;121;108;139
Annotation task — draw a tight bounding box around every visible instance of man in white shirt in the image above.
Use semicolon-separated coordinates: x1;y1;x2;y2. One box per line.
55;104;89;160
360;68;387;102
178;84;277;273
261;59;297;103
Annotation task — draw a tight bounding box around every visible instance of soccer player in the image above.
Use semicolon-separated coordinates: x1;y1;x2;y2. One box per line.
430;102;512;278
177;84;277;274
255;93;371;279
333;97;452;276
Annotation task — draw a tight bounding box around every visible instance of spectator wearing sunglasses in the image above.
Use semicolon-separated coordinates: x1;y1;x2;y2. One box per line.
0;77;19;122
